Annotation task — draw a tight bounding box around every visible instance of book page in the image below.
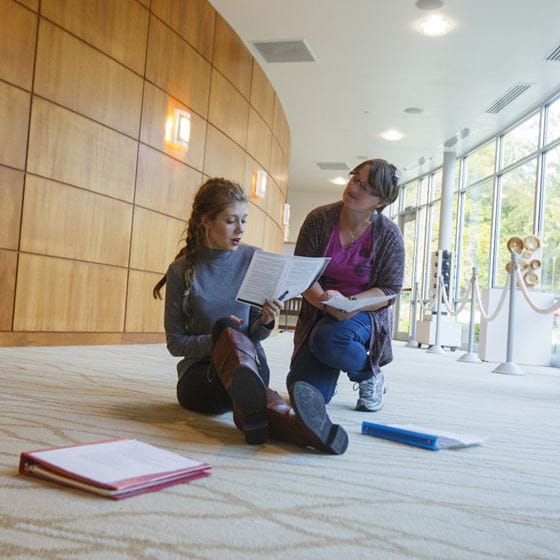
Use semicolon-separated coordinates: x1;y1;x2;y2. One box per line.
281;257;330;301
325;292;397;312
236;251;330;307
29;439;206;485
236;251;288;307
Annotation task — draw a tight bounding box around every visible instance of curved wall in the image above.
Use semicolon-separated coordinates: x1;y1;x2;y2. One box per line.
0;0;290;346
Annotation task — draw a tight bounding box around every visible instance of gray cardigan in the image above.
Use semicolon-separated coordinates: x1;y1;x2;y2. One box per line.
292;201;405;370
164;244;272;377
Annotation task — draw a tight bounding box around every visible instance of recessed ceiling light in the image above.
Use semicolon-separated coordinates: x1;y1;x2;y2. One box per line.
404;107;424;114
417;15;453;37
380;129;404;141
330;177;348;185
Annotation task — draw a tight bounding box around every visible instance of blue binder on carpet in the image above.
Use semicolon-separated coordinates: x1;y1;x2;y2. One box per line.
361;421;483;450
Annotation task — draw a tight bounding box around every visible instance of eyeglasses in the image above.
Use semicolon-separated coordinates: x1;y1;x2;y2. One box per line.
349;173;381;197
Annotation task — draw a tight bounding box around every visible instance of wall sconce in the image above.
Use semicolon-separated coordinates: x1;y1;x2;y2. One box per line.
165;108;191;150
283;224;289;242
283;203;290;225
252;169;267;199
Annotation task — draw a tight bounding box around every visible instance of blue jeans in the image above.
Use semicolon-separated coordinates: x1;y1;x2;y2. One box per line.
287;312;375;403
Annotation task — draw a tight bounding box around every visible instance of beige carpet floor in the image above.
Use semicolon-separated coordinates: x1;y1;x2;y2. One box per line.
1;334;559;560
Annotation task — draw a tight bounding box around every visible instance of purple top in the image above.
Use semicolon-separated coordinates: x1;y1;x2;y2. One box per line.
323;221;374;296
292;201;405;371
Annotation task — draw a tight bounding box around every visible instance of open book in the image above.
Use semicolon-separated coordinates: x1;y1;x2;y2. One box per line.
361;421;484;450
324;292;397;312
19;438;212;499
236;250;330;307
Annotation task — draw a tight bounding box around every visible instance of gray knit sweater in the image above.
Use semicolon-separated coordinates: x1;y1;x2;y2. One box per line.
164;244;273;376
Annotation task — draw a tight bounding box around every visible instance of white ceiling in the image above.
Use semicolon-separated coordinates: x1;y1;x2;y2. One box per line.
209;0;560;194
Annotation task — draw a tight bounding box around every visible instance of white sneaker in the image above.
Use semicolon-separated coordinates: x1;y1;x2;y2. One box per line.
355;373;387;412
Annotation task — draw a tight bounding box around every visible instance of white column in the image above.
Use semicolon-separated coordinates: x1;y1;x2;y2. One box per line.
438;150;456;251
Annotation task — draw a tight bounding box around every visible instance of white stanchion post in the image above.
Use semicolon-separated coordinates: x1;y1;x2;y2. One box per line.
427;275;445;354
458;267;482;363
405;281;420;348
492;252;525;375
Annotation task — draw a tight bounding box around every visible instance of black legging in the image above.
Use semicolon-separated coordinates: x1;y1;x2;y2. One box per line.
176;318;271;414
176;361;232;414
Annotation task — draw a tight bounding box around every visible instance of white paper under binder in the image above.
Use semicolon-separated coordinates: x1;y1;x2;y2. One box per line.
361;422;484;450
236;251;330;307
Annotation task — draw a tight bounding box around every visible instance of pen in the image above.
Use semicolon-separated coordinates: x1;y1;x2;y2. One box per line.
278;290;289;301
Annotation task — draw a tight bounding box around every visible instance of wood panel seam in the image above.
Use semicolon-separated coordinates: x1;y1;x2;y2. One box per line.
12;0;40;330
38;11;149;80
124;7;153;333
149;10;214;66
0;76;32;96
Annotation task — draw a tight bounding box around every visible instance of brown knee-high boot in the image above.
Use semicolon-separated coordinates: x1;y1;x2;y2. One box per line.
211;325;268;445
266;382;348;455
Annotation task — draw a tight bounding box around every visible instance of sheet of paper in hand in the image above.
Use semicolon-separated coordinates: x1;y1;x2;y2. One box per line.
324;292;397;312
236;250;330;307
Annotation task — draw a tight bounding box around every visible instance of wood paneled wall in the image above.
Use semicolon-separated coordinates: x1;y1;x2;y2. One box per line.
0;0;290;346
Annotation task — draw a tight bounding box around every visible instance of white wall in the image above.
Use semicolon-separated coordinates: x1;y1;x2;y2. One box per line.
286;190;340;244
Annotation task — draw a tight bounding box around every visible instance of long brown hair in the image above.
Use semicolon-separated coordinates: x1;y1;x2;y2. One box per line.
152;178;248;299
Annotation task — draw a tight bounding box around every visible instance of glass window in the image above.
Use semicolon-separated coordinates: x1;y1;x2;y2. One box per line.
502;113;540;169
398;214;417;334
430;201;440;255
404;181;418;208
546;97;560;145
415;206;427;298
418;177;428;205
424;201;440;293
460;180;493;290
466;141;495;185
541;145;560;293
430;170;442;201
495;159;537;286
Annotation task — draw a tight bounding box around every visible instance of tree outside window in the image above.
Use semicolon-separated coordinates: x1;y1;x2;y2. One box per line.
502;114;539;169
430;170;442;202
460;180;493;290
466;142;495;185
546;97;560;145
541;145;560;294
495;159;537;286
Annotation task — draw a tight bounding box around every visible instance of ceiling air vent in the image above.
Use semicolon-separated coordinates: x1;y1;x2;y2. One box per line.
444;128;476;148
404;157;431;171
252;40;316;63
485;83;532;114
316;162;349;171
545;41;560;62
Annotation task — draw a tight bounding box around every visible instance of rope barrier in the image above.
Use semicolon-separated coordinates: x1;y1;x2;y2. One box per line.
473;274;510;321
440;277;472;316
514;268;560;315
418;298;434;313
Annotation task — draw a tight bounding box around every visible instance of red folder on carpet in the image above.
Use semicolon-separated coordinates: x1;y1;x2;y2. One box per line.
19;438;211;499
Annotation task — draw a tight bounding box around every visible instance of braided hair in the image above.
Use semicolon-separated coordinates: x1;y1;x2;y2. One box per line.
152;178;248;299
